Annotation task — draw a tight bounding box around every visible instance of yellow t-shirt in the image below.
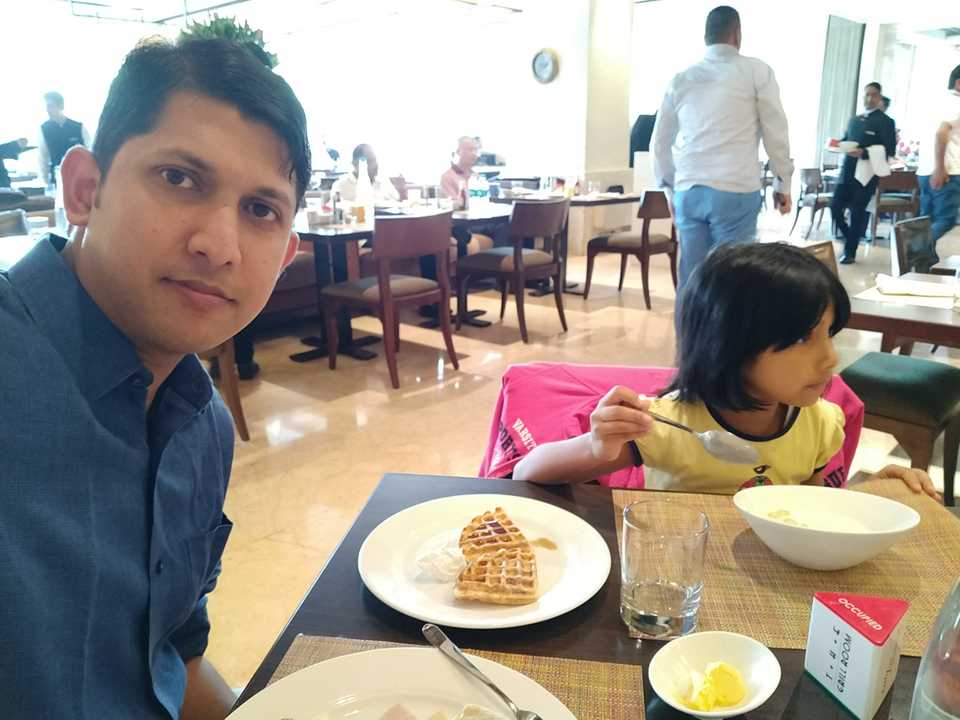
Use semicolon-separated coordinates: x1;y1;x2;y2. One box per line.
632;394;846;494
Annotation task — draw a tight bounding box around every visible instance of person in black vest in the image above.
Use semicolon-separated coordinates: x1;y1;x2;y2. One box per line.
831;82;897;264
39;91;90;185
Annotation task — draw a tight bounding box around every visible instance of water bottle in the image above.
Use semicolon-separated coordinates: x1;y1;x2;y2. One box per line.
910;578;960;719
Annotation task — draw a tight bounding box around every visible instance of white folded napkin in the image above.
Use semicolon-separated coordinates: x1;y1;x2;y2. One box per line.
875;273;956;298
855;145;891;186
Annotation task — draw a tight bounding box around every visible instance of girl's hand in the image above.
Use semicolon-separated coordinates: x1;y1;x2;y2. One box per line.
589;386;653;462
875;464;942;502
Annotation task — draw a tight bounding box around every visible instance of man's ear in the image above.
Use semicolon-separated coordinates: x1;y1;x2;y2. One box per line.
60;146;101;228
280;231;299;271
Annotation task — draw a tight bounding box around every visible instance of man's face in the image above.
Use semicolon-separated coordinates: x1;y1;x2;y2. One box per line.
864;86;881;110
458;139;479;169
63;91;298;359
46;99;62;120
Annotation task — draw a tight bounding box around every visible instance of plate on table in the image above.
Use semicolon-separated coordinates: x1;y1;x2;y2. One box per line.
358;493;611;629
230;647;576;720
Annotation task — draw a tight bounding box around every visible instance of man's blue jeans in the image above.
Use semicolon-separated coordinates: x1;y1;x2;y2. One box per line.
919;174;960;250
674;185;763;290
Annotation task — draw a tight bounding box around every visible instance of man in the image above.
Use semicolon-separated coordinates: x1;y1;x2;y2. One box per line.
831;82;896;264
880;95;891;113
918;64;960;252
652;5;793;290
39;91;91;185
442;135;479;208
0;136;29;188
331;143;400;203
0;37;310;719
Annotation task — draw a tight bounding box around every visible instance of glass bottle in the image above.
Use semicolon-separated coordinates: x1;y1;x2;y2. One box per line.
910;578;960;719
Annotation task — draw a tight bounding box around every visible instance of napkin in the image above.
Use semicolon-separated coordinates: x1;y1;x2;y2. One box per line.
875;273;956;298
855;145;892;186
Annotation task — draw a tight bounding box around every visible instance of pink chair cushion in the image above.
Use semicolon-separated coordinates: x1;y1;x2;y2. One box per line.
477;362;863;490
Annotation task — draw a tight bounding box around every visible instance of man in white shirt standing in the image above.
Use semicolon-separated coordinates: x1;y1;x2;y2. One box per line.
652;6;793;291
331;143;400;203
918;64;960;252
38;92;91;185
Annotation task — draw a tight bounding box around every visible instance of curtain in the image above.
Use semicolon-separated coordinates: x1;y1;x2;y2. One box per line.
815;16;865;169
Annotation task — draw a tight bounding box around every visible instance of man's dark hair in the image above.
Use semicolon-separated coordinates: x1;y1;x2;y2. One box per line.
866;81;882;93
351;143;373;165
92;37;311;208
44;91;64;108
667;243;850;412
704;6;740;45
949;64;960;90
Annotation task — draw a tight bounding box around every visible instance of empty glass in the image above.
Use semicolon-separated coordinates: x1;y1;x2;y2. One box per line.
909;578;960;719
620;499;709;639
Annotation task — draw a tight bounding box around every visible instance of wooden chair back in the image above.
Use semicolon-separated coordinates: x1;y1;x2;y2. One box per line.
508;198;569;241
371;211;453;260
878;170;919;193
803;240;840;277
892;217;937;276
635;190;672;220
800;168;823;194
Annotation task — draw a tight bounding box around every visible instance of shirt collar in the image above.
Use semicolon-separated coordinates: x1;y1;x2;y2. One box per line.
450;163;469;178
704;43;739;60
6;235;212;408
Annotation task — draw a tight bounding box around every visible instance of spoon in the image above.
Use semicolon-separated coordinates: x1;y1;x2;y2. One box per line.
648;411;760;465
422;623;543;720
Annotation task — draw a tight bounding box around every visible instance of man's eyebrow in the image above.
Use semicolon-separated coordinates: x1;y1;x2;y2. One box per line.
156;148;214;173
252;185;295;210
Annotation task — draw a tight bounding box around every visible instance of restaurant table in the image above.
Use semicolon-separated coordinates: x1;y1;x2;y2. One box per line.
848;272;959;351
931;255;960;277
492;193;643;296
236;474;929;719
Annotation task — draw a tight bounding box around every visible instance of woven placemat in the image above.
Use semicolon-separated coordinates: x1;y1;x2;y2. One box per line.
613;477;960;657
269;634;644;720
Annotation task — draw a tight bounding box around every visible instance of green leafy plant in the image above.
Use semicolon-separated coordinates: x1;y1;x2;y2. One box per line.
179;14;278;68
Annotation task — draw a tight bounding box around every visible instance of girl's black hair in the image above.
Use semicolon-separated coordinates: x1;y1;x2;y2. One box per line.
666;242;850;411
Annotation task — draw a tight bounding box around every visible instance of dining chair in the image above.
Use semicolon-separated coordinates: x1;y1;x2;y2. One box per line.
801;240;839;277
321;210;458;389
582;190;677;308
891;216;937;276
454;198;569;343
789;169;832;239
870;170;920;242
841;353;960;506
477;362;863;492
0;209;29;238
199;338;250;441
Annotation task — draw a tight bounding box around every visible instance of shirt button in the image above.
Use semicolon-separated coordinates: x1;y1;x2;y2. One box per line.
155;560;164;575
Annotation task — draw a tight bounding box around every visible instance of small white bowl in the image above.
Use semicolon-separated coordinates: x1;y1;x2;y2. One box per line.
733;485;919;571
648;631;781;719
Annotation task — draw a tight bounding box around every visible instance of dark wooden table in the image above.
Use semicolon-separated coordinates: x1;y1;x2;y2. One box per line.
236;474;920;719
848;272;959;351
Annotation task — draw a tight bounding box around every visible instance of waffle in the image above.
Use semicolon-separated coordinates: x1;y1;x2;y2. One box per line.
454;546;538;605
458;507;529;561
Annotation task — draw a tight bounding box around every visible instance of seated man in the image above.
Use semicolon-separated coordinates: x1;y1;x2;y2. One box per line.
331;143;399;203
0;37;310;719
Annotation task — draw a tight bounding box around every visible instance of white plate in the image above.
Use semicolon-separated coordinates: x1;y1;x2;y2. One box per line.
230;647;576;720
358;494;611;629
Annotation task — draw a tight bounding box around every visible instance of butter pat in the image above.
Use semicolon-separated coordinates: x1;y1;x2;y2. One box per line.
683;662;746;711
804;592;909;720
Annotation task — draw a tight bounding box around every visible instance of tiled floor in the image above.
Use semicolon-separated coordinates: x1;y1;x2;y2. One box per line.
206;207;960;688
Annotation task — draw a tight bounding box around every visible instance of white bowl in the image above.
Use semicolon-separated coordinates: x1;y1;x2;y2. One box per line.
733;485;919;571
648;631;781;719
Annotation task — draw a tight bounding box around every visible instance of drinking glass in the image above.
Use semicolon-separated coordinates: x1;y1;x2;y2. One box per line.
621;499;709;639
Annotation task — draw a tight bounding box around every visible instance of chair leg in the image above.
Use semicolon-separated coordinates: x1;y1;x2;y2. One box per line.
499;278;509;319
637;253;652;310
789;203;801;236
816;208;825;229
943;416;960;506
217;341;249;442
325;303;339;371
583;250;597;300
552;270;568;332
895;428;935;473
439;291;460;370
381;304;400;389
514;273;529;343
617;254;628;292
456;274;469;330
804;207;816;240
668;249;678;289
394;311;401;353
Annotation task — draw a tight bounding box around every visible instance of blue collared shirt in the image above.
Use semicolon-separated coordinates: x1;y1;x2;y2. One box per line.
0;236;234;719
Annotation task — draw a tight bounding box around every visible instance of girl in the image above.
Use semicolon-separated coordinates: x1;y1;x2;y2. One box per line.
515;243;939;498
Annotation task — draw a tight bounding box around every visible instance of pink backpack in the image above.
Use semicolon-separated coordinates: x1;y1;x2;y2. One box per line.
478;362;863;489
